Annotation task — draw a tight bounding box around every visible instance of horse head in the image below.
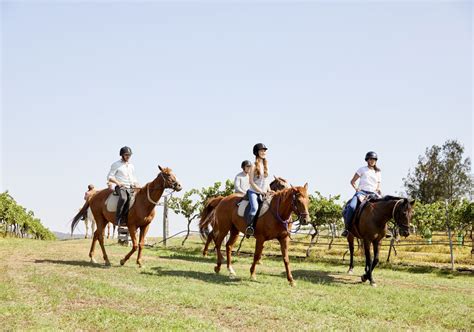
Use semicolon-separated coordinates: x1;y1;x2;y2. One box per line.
394;198;415;237
290;183;311;225
158;165;182;192
270;176;291;191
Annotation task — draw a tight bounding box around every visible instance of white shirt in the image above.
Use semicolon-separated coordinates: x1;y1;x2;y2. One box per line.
234;171;250;194
250;162;269;193
356;166;381;193
107;160;138;188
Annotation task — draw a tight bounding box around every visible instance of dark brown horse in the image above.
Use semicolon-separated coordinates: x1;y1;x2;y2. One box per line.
71;166;182;267
200;176;291;256
347;196;415;286
199;185;310;286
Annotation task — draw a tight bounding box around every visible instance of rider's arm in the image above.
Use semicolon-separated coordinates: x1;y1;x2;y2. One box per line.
249;165;264;194
107;163;123;187
234;175;245;194
350;173;360;191
376;172;382;195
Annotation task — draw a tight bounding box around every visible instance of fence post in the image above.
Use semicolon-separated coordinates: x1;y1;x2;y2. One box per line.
163;196;169;247
445;200;455;271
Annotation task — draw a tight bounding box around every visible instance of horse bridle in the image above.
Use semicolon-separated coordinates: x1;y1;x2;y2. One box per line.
391;199;410;232
274;192;309;229
146;172;179;205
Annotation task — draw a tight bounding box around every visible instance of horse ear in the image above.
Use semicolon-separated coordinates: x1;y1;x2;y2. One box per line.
158;165;163;172
304;183;308;190
274;175;278;180
410;199;416;206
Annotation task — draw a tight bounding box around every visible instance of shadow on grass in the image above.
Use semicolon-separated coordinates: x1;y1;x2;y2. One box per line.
142;266;242;285
34;259;109;269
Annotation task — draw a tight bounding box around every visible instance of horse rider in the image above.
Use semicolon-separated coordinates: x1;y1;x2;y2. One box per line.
246;143;272;237
84;184;96;201
107;146;139;227
234;160;252;195
342;151;384;237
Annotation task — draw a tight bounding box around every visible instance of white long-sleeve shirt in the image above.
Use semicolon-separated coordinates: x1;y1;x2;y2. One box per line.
234;171;250;194
107;160;139;188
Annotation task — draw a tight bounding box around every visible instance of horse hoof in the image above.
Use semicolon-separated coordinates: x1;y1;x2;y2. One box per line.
104;261;111;267
229;273;237;280
370;282;377;288
120;259;126;266
250;275;257;281
256;260;262;265
289;280;296;287
361;275;367;283
90;258;97;264
214;266;220;274
348;269;353;275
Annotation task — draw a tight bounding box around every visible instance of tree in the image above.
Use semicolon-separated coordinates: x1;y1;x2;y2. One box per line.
404;140;471;203
168;180;234;245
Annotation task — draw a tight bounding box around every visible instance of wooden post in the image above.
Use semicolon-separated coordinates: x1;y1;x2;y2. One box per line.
163;196;169;247
446;200;455;271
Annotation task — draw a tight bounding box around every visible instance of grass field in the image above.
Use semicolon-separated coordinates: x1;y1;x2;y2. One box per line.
1;236;473;331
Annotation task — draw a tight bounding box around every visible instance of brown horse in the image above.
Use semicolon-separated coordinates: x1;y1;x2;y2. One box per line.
200;176;291;256
347;196;415;286
71;166;182;267
200;185;310;286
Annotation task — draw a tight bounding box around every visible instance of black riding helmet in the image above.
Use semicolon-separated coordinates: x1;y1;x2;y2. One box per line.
120;146;132;156
241;160;252;169
365;151;378;161
253;143;268;157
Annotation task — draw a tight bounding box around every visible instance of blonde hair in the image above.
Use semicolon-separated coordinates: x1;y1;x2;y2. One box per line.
254;157;268;178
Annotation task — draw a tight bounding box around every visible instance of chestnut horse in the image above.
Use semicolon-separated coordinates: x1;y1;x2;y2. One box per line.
347;196;415;286
71;166;182;267
199;185;310;286
200;176;291;256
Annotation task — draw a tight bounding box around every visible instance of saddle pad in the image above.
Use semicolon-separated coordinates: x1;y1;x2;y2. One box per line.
237;196;272;218
105;193;136;213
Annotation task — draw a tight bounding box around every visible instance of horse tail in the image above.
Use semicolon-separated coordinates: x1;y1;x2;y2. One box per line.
199;196;224;239
71;201;90;236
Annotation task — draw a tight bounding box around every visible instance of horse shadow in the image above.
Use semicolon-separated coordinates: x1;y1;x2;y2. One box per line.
142;266;243;285
289;269;359;285
34;259;109;269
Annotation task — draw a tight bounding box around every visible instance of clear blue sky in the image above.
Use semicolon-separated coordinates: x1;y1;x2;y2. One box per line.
1;1;472;236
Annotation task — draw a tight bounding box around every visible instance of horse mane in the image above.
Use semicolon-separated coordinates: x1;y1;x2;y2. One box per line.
370;195;406;203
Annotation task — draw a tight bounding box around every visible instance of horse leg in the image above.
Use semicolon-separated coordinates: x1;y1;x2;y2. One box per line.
113;224;116;239
136;225;149;268
89;228;99;264
348;234;355;275
84;219;89;239
278;236;295;286
250;236;265;281
120;225;138;266
226;227;240;278
369;240;381;287
96;223;110;266
202;233;213;256
213;230;226;274
106;223;110;239
361;239;371;283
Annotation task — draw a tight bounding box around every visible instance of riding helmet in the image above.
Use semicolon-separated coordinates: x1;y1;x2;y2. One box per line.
241;160;252;169
253;143;268;157
120;146;133;156
365;151;378;161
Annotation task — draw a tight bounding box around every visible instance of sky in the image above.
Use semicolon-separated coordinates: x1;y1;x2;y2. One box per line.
1;1;472;237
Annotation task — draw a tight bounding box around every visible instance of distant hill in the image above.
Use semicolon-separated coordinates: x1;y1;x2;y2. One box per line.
53;231;85;240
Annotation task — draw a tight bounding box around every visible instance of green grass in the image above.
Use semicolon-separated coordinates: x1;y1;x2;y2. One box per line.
0;237;472;331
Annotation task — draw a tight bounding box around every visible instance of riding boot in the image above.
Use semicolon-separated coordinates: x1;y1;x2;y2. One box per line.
341;215;351;237
245;214;255;238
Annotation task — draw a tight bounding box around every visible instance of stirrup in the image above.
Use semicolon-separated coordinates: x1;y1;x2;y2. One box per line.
245;226;255;238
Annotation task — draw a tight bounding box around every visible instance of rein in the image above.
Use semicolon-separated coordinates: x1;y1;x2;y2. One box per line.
272;191;308;230
146;173;176;205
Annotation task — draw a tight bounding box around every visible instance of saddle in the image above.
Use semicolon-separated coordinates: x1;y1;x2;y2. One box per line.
346;193;380;227
236;193;273;219
105;191;136;213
